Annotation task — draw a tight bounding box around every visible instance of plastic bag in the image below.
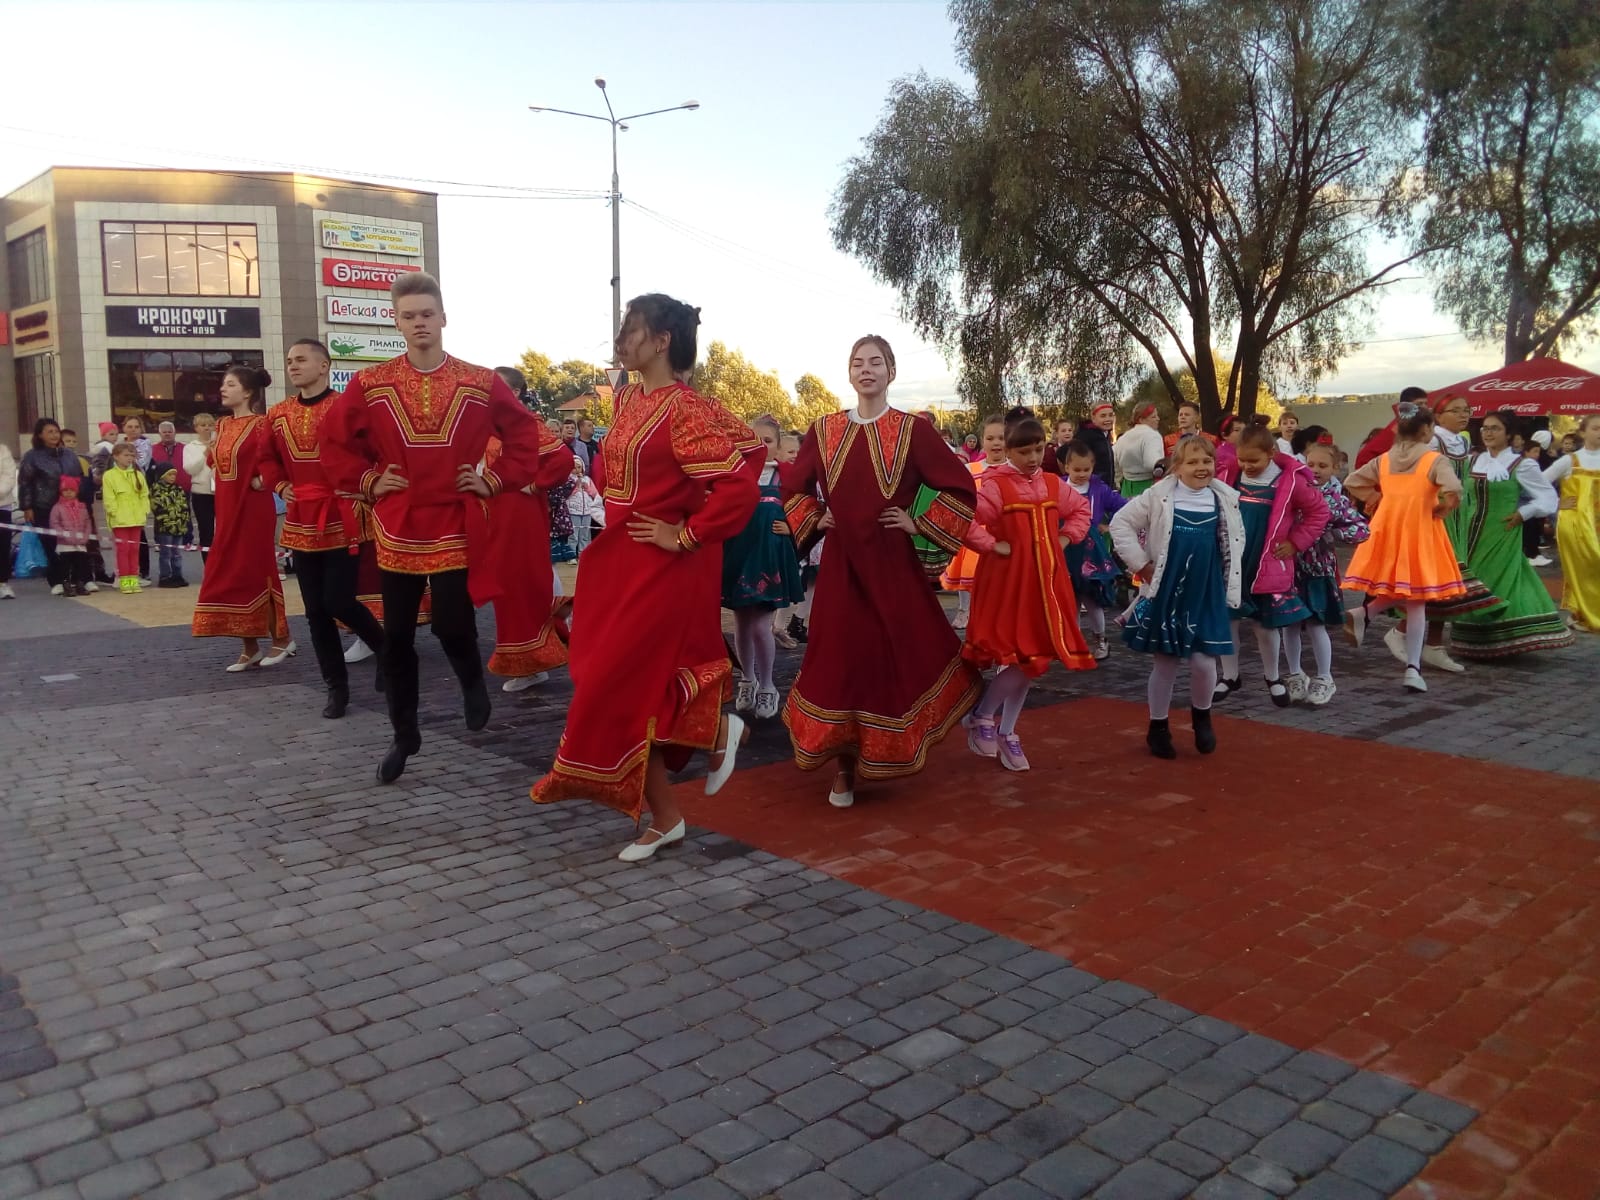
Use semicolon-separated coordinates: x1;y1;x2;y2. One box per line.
13;529;48;578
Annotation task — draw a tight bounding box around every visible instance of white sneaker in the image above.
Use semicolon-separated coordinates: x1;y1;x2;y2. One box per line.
502;673;549;693
0;583;14;599
344;639;376;664
1404;666;1427;693
1421;644;1466;674
1528;555;1552;568
1285;672;1310;704
753;687;780;720
50;584;64;596
734;680;756;713
1383;626;1407;663
84;582;98;593
1307;676;1336;706
1343;605;1366;647
1093;637;1109;661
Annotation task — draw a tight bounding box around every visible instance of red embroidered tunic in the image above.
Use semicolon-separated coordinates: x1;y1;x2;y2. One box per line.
483;429;576;677
532;382;762;817
321;354;545;577
191;414;290;641
780;408;981;778
261;389;355;553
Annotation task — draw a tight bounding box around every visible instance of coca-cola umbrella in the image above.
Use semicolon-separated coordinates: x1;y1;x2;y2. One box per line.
1428;358;1600;418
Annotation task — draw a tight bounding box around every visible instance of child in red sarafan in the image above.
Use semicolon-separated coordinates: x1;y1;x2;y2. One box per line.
963;417;1097;771
47;476;96;596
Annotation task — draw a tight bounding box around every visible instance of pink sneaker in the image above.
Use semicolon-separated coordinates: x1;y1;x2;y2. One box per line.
998;733;1030;772
967;714;998;758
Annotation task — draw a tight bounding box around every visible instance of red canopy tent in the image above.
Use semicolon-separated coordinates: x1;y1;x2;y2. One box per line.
1428;358;1600;418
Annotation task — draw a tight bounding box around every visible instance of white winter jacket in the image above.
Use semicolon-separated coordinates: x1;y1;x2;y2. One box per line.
1113;422;1166;484
1110;475;1245;610
0;444;16;509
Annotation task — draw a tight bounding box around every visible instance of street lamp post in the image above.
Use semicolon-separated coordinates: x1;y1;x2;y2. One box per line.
530;81;698;362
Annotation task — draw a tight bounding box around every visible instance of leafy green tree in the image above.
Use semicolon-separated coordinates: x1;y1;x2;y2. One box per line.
832;0;1424;431
693;341;793;424
792;374;843;427
516;349;605;411
1419;0;1600;362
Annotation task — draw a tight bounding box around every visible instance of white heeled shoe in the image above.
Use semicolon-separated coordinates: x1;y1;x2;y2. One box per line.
344;639;375;664
502;673;549;693
226;649;265;673
704;713;747;796
828;771;855;808
617;819;686;863
259;640;298;667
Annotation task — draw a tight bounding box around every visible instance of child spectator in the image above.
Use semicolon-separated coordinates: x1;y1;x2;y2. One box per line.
102;442;150;593
148;462;191;587
565;459;604;555
48;477;95;596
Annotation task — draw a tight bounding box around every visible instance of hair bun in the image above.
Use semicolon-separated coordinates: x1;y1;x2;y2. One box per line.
257;368;274;389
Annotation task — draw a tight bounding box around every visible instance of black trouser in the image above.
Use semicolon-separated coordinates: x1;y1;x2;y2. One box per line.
295;549;385;691
37;530;62;587
379;568;480;746
1522;515;1546;558
192;493;215;563
60;552;92;590
0;509;11;584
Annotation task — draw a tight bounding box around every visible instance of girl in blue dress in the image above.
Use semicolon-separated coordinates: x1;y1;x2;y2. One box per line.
722;415;805;719
1110;438;1244;758
1062;441;1128;660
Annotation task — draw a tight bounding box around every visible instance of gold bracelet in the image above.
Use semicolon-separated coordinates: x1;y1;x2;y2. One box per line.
676;527;699;553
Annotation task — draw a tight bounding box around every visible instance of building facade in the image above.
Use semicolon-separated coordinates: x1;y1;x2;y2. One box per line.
1;167;438;450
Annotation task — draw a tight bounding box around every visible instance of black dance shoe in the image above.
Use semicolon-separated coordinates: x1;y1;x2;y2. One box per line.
377;737;420;783
1192;707;1217;754
322;685;350;720
463;679;491;731
1146;719;1176;759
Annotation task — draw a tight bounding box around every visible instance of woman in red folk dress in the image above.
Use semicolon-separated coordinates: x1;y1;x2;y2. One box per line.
192;364;292;670
532;295;762;861
781;335;982;809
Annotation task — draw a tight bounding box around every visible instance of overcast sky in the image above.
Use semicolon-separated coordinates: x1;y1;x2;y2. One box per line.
3;0;1592;407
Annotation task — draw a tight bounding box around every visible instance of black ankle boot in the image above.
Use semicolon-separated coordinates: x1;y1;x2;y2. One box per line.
1146;718;1176;759
463;678;491;731
377;737;420;783
322;685;350;720
1192;707;1217;754
373;658;387;695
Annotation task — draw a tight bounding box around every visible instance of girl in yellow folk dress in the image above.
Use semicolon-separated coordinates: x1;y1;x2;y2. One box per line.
1544;414;1600;631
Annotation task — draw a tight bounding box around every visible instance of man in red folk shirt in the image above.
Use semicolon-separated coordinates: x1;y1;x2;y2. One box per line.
323;271;550;783
260;338;386;720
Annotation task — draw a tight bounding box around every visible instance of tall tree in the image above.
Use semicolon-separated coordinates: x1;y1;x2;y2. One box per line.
832;0;1424;431
792;374;844;426
516;350;605;410
1419;0;1600;363
693;341;794;424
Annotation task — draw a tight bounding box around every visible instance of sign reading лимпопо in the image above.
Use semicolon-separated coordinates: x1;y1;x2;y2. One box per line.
320;220;422;258
106;305;262;338
326;331;407;361
325;295;396;326
321;257;420;290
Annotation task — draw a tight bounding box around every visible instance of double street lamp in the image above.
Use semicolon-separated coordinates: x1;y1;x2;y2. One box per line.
530;80;699;363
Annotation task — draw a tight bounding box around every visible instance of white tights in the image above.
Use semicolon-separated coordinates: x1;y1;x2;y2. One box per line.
1147;653;1219;720
734;608;776;691
975;665;1031;735
1082;601;1106;638
1282;622;1334;679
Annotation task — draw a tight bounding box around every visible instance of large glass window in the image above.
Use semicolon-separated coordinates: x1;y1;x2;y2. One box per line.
102;222;259;297
107;349;264;432
7;229;50;307
14;354;57;433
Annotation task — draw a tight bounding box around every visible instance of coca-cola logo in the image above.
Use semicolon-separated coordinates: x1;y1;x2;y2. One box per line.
1468;376;1585;392
321;257;420;290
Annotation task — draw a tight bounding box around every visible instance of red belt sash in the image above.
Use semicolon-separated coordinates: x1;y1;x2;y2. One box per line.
375;486;505;605
293;482;361;554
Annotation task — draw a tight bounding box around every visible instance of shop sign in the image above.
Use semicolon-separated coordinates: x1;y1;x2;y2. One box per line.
332;365;359;390
10;301;54;352
320;219;422;257
106;305;261;338
325;295;396;326
321;257;420;289
326;331;407;361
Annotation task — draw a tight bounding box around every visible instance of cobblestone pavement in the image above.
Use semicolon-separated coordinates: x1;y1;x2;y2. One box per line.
0;584;1595;1199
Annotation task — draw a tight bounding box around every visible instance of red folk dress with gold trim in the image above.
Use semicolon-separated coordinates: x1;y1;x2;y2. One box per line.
531;382;762;818
781;408;982;779
320;354;545;598
962;465;1097;677
483;430;576;678
191;413;290;641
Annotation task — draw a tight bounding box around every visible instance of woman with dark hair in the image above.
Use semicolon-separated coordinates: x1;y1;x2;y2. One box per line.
780;335;981;809
1448;411;1571;659
16;418;85;595
532;295;763;861
191;365;293;670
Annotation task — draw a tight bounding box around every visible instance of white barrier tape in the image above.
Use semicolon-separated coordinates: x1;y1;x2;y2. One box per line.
1;521;211;552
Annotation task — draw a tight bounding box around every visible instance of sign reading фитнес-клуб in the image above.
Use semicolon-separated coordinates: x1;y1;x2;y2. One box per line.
320;220;422;257
325;295;396;326
326;331;407;361
106;306;262;338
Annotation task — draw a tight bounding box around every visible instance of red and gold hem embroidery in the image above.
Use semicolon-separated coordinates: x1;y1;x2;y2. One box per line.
782;656;979;779
191;588;289;641
488;626;569;678
280;523;348;553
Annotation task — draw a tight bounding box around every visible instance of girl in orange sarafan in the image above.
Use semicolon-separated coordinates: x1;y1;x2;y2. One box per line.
531;295;762;862
780;335;982;810
962;416;1097;772
940;413;1007;629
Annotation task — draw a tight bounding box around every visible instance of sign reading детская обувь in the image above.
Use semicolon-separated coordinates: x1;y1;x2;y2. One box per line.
106;306;262;338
